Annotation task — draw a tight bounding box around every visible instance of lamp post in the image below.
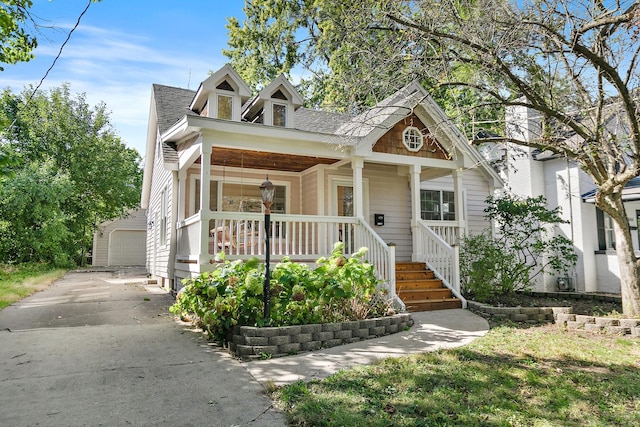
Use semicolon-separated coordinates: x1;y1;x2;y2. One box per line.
259;176;275;321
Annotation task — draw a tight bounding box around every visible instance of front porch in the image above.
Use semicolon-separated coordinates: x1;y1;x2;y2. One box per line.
173;211;466;309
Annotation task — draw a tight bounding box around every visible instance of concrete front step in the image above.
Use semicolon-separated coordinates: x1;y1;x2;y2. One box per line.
404;298;463;312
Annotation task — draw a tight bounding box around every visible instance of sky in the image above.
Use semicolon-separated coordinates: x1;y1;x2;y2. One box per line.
1;0;247;157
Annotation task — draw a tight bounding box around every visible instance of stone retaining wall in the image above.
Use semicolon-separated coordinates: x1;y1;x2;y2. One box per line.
229;313;414;360
468;294;639;338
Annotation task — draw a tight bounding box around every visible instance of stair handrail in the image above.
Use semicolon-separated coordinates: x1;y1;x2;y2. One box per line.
356;217;405;312
416;221;467;308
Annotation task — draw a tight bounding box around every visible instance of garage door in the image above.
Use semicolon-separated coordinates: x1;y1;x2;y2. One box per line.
108;230;147;266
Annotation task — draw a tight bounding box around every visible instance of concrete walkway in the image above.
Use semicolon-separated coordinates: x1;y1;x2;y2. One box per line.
0;269;489;426
244;309;489;386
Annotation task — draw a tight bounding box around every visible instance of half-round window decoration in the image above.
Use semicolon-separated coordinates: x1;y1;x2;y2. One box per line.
402;126;424;152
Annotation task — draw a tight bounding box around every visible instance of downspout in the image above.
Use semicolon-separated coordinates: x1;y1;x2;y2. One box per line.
168;170;179;291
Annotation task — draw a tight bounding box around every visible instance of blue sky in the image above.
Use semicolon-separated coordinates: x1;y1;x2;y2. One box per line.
2;0;247;156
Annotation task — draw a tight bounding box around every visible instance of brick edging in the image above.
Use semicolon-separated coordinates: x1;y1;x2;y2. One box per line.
229;313;414;360
468;300;640;338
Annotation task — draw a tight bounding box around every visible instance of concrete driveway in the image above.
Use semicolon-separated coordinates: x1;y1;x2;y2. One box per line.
0;269;285;427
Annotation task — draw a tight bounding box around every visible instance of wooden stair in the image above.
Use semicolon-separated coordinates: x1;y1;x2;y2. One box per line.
396;262;462;312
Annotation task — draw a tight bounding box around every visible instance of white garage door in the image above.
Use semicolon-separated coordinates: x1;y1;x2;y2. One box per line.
108;230;147;266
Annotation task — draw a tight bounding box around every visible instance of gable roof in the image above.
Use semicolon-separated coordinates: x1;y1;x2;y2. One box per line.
152;84;197;134
582;176;640;202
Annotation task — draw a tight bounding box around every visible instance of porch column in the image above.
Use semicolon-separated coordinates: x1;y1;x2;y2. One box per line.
199;143;212;261
352;157;364;218
410;164;423;262
452;168;466;240
177;170;187;222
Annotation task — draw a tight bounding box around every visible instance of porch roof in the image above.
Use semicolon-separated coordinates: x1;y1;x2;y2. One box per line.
582;176;640;202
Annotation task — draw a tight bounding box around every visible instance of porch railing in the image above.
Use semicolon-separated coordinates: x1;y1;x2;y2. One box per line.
416;221;467;308
176;212;398;304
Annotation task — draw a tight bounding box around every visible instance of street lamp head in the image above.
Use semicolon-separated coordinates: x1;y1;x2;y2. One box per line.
259;176;275;211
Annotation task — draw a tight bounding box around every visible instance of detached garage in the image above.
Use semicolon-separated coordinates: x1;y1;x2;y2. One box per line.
92;208;147;266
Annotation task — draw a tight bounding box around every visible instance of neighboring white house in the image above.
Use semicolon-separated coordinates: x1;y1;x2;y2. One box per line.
92;208;147;267
140;64;502;306
484;104;640;294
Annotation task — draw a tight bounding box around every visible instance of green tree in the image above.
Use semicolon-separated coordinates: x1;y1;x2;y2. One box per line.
0;84;142;265
0;160;73;266
228;0;640;316
0;0;37;71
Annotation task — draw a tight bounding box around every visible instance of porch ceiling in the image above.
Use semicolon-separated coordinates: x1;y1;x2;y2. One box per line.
197;147;339;172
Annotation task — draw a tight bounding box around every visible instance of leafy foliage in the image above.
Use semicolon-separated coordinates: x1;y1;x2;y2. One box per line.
0;0;37;71
0;84;142;265
170;243;394;343
460;194;577;302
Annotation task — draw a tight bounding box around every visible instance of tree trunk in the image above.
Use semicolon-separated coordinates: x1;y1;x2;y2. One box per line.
606;198;640;316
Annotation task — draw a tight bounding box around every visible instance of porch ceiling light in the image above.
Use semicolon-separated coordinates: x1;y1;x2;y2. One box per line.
259;176;275;214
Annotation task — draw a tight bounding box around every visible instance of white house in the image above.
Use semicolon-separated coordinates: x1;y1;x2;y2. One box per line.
140;64;502;310
489;104;640;294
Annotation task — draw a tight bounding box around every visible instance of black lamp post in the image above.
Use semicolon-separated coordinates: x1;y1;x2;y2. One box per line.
259;176;275;321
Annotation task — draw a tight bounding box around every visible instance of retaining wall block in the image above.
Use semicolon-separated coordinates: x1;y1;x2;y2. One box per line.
254;327;280;338
606;326;631;336
584;323;605;333
386;323;399;334
313;331;335;342
556;313;576;324
575;315;596;324
566;321;584;330
520;307;542;315
354;328;370;338
239;326;257;337
552;307;573;316
342;321;360;331
370;326;386;336
375;317;391;327
279;343;301;354
619;319;640;328
513;314;529;322
334;330;353;340
301;324;322;334
252;345;279;356
322;323;343;332
631;327;640;338
595;317;619;327
539;308;554;315
235;345;255;357
281;326;301;335
232;334;246;345
244;336;270;346
360;319;377;329
269;335;291;346
292;333;313;344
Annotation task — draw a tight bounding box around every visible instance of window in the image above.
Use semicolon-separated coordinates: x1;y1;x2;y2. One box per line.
596;208;615;250
273;103;287;127
217;95;233;120
420;190;455;220
221;183;286;213
194;179;218;214
402;126;424;152
160;187;168;245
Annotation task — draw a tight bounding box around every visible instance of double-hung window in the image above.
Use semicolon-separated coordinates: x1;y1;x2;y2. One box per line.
420;190;455;220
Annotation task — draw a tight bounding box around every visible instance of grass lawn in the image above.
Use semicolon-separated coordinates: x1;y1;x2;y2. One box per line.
273;323;640;426
0;263;66;310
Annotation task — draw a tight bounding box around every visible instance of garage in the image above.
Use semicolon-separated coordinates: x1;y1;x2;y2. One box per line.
108;230;147;266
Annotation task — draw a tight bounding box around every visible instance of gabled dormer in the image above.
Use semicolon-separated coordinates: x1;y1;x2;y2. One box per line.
189;64;251;121
241;75;304;128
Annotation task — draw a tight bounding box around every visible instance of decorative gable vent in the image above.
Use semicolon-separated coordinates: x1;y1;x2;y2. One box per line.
402;126;424;152
216;80;234;91
271;89;288;100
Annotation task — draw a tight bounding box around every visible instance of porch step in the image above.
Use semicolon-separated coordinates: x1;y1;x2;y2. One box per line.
396;262;462;312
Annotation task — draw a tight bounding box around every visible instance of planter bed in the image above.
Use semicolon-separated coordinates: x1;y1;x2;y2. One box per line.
228;313;414;360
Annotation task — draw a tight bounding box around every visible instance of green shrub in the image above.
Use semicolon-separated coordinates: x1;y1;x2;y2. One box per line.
460;194;577;303
170;242;394;344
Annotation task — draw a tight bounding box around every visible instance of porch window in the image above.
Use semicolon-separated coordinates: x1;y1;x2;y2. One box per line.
217;95;233;120
420;189;455;220
596;208;615;250
222;183;286;213
194;179;218;213
402;126;424;152
273;103;287;127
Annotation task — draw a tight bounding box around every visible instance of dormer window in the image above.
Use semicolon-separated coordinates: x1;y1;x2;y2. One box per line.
273;103;287;127
217;94;233;120
402;126;424;152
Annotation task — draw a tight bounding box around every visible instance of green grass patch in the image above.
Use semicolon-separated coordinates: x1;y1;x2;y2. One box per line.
273;324;640;426
0;263;66;310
